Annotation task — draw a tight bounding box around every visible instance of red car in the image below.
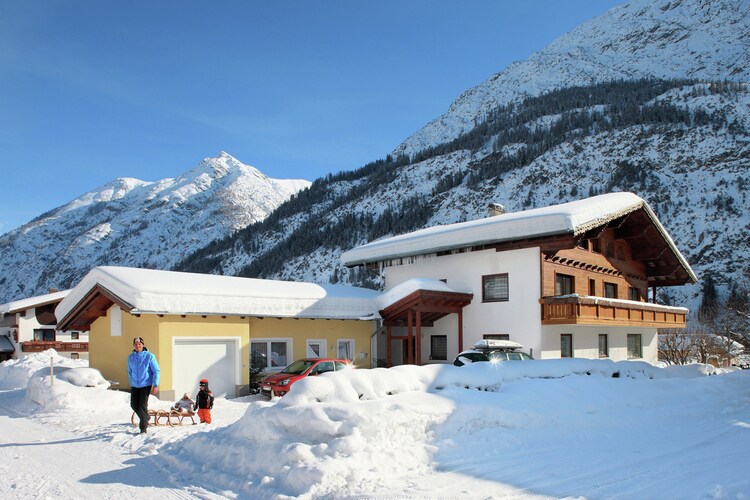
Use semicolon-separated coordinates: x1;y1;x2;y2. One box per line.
260;358;353;397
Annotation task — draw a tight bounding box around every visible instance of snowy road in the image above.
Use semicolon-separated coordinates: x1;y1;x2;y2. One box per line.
2;353;749;499
0;389;226;500
0;409;193;499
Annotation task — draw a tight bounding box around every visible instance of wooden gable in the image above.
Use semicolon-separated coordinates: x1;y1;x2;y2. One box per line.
57;284;134;332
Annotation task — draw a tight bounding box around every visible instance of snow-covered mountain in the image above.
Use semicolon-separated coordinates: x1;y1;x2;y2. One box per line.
173;0;750;314
2;0;749;316
0;152;310;302
395;0;750;157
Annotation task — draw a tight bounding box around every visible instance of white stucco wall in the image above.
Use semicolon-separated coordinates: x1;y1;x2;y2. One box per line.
540;325;658;364
8;309;89;360
384;247;543;363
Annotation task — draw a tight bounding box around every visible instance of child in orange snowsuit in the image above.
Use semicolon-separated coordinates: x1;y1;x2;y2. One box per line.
195;379;214;424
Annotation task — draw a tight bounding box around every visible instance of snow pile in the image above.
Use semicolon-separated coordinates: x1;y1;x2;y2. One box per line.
3;351;749;498
25;363;125;412
56;367;112;389
159;359;750;498
0;349;86;390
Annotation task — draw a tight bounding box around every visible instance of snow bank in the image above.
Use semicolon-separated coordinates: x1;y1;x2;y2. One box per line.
159;358;707;498
3;350;748;498
56;367;111;389
0;349;86;390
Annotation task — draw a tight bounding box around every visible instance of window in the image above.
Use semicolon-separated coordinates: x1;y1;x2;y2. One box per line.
628;287;641;302
591;238;601;253
483;334;510;340
482;273;509;302
71;332;80;340
604;282;618;299
251;339;291;370
70;353;80;360
430;335;447;361
555;273;574;295
306;339;327;358
599;334;609;358
33;329;55;341
589;279;596;296
627;334;642;359
561;334;573;358
577;239;588;250
338;339;354;360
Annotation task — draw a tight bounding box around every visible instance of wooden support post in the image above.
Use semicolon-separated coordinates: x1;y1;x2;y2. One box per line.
407;310;413;365
416;311;422;366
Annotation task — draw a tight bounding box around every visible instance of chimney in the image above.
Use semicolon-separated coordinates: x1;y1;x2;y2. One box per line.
488;203;505;217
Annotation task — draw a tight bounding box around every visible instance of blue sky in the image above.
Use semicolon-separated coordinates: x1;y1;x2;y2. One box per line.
0;0;624;234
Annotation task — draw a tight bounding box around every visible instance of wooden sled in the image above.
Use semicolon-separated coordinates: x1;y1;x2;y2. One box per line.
131;409;197;427
162;409;197;426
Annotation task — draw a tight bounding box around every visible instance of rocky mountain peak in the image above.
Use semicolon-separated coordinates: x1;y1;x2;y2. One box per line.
395;0;750;157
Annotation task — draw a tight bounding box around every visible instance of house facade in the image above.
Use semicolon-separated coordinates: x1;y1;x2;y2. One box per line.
55;266;380;400
0;290;89;362
342;192;697;365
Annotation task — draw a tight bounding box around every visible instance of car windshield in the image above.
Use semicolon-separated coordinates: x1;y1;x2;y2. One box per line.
281;360;315;375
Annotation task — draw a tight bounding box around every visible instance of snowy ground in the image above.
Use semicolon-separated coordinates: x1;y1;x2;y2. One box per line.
1;350;749;499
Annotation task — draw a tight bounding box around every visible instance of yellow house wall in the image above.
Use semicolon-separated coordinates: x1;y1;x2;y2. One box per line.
157;315;251;399
88;305;376;397
248;318;374;368
89;308;160;390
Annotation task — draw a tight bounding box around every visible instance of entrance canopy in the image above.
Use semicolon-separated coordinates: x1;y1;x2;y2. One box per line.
378;280;473;366
380;289;474;327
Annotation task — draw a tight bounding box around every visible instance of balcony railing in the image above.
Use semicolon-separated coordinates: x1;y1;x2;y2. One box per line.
21;341;89;353
540;295;688;328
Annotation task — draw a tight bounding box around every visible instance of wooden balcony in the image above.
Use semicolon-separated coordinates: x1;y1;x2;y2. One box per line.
540;295;688;328
21;341;89;353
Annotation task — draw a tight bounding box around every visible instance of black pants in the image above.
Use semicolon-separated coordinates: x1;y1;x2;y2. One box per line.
130;386;152;432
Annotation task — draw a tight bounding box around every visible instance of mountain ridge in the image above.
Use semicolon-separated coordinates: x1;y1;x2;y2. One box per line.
2;0;749;316
0;152;310;301
394;0;750;157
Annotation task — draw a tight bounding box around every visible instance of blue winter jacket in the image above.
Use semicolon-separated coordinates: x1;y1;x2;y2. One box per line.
128;347;160;389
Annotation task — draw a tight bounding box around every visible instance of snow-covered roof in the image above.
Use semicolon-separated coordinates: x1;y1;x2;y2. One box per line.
56;266;381;322
376;278;465;311
342;193;695;284
0;290;71;315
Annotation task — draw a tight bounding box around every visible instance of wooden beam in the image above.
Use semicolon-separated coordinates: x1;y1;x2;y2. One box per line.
614;223;650;240
632;246;667;261
647;264;680;279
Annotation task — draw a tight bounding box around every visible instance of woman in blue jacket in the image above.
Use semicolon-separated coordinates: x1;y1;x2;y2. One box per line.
128;337;160;434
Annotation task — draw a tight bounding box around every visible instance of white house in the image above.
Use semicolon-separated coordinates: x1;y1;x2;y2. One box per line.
0;289;88;361
342;192;697;366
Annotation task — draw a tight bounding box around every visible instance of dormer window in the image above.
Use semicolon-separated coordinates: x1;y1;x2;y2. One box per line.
591;239;601;253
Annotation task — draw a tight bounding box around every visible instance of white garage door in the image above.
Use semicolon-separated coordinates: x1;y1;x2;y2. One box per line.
173;339;238;399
